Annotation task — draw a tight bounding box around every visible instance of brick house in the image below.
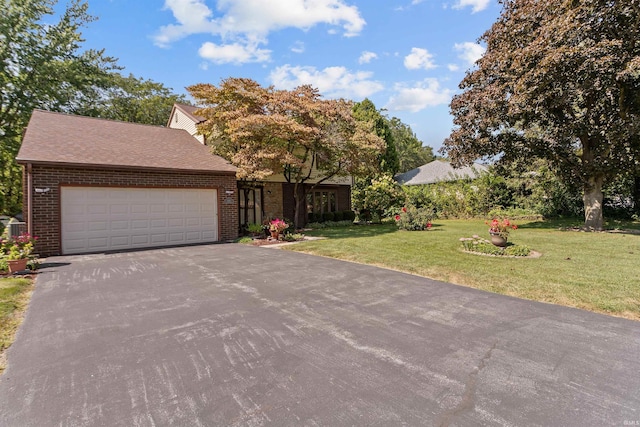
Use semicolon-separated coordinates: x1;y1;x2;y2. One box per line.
168;104;353;230
16;110;238;256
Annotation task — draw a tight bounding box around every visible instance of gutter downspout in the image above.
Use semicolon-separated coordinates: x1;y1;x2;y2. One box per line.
26;163;33;236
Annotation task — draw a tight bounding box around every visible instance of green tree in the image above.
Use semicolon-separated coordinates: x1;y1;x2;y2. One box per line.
443;0;640;230
388;117;435;173
77;73;187;126
352;173;404;222
352;99;399;175
188;78;384;228
0;0;117;214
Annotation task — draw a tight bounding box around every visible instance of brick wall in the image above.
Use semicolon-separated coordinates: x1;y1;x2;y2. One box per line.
262;182;283;220
24;165;238;256
337;186;352;212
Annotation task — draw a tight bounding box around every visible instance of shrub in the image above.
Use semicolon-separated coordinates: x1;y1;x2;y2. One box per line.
343;210;356;221
333;211;344;221
394;205;434;231
282;233;305;242
322;212;335;222
235;237;254;244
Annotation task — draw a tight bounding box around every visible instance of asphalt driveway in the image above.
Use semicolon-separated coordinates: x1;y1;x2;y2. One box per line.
0;244;639;426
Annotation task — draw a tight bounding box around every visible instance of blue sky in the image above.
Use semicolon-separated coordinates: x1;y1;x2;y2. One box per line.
75;0;501;151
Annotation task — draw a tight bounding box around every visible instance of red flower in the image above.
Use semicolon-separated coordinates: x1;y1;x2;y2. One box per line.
402;207;407;213
426;222;432;229
395;215;401;221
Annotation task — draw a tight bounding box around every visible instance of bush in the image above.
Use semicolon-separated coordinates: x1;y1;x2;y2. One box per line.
333;211;344;221
322;212;335;222
235;237;254;244
282;233;305;242
343;210;356;221
394;205;434;231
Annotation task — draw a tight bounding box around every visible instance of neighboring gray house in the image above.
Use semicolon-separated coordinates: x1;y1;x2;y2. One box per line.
395;160;488;185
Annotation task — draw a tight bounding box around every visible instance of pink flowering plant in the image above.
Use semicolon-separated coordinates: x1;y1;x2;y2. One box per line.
269;218;289;233
486;218;518;239
1;232;38;260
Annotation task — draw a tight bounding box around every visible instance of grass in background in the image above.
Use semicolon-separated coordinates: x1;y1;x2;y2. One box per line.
0;277;34;374
288;219;640;320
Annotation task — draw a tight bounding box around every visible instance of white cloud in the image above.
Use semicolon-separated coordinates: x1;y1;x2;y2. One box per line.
404;47;436;70
269;65;384;100
452;0;490;13
385;79;452;112
454;42;485;65
198;41;271;64
291;41;305;54
154;0;366;48
154;0;218;47
358;51;378;64
447;63;460;71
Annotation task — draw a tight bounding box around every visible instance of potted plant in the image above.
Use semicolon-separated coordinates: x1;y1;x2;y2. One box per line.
2;233;38;273
486;218;517;247
268;218;289;239
246;222;264;237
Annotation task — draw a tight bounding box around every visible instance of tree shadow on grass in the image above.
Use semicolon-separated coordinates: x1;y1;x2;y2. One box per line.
304;223;398;239
517;217;640;233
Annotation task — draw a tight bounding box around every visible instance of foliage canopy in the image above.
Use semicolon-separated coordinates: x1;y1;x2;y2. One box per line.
443;0;640;230
188;78;385;226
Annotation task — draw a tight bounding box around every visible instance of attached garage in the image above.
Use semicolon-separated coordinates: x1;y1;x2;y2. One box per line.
61;187;219;255
17;110;239;256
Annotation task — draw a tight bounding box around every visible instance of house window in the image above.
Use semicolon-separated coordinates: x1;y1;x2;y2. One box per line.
239;186;263;228
306;190;337;214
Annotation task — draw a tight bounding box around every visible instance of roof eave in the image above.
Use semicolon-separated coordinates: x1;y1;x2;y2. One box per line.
15;159;237;175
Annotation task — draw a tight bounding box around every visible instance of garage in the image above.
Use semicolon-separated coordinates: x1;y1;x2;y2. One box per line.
16;110;239;256
61;187;218;255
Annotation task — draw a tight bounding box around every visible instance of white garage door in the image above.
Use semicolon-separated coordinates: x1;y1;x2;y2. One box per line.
61;187;218;255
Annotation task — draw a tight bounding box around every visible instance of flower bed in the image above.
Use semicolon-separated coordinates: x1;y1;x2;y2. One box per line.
460;235;531;257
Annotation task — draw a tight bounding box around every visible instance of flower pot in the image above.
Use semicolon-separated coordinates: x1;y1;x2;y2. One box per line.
270;231;280;240
489;232;508;247
7;258;29;273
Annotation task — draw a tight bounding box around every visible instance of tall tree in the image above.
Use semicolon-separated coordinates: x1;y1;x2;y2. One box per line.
388;117;435;173
188;78;384;228
76;73;187;126
0;0;117;214
352;99;399;175
442;0;640;230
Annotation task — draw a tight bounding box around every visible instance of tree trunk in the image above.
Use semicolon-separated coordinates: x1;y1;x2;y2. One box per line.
583;175;604;231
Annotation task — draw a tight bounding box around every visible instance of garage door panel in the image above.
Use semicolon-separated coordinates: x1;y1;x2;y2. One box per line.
62;187;218;254
111;220;130;231
110;204;129;214
131;204;148;214
87;221;108;232
87;237;109;251
110;236;130;248
131;220;149;229
131;235;150;245
87;204;108;214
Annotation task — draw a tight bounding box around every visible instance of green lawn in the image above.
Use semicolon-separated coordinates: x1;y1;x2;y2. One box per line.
287;219;640;320
0;277;33;373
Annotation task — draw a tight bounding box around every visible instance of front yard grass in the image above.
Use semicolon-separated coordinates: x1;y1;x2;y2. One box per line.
0;277;34;374
288;219;640;320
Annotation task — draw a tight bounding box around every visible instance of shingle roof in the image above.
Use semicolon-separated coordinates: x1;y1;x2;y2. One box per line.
17;110;236;174
395;160;488;185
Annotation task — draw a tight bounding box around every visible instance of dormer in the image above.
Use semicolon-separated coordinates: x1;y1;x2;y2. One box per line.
167;103;206;144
